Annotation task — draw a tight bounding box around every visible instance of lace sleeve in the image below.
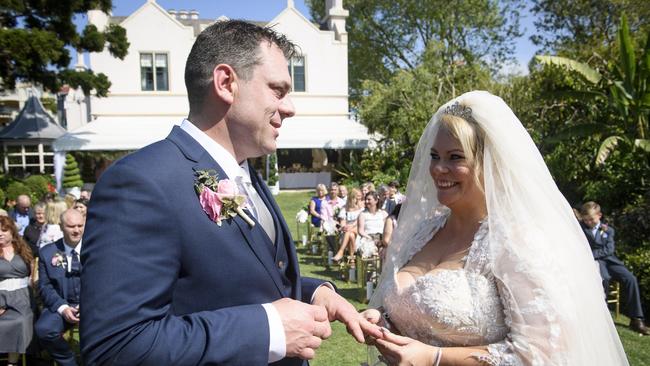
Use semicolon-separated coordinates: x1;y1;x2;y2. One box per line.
478;247;565;366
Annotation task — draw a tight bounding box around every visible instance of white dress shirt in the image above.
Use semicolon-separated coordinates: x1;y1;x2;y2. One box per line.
180;120;285;362
56;240;82;315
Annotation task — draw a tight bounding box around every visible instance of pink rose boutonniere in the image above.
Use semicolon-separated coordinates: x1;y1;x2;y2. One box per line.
51;252;66;268
194;169;255;227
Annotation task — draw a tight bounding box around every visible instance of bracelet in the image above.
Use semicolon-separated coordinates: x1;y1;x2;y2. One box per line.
433;347;442;366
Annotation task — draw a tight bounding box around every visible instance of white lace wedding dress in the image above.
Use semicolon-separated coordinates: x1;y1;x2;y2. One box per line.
381;210;529;365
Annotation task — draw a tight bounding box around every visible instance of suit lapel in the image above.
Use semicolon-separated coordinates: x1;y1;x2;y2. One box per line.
53;240;69;300
167;127;285;296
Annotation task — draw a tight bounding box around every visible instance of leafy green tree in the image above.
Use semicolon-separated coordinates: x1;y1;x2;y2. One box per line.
306;0;523;101
63;154;84;189
530;0;650;59
0;0;129;96
356;44;494;185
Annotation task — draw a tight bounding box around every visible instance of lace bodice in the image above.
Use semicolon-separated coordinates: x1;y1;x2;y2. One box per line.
381;211;521;365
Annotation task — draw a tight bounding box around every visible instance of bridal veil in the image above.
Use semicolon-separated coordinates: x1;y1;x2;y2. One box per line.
370;91;628;365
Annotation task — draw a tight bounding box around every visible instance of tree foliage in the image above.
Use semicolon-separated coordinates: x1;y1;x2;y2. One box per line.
0;0;129;95
530;0;650;59
306;0;523;100
535;15;650;166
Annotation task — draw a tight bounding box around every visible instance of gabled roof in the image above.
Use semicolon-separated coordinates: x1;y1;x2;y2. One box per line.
0;95;66;140
109;14;267;37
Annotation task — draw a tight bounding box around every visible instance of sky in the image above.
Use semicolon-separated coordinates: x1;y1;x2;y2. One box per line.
75;0;539;74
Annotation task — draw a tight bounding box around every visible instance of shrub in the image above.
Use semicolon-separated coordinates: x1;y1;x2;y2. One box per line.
611;192;650;315
24;175;52;203
63;153;84;188
5;181;30;202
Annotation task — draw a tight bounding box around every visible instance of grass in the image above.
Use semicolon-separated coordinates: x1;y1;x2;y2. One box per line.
275;191;650;366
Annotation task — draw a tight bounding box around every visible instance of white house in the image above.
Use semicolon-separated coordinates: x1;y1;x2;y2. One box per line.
53;0;374;188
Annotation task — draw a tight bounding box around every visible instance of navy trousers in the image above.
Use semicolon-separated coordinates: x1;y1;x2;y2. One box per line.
35;308;77;366
598;258;644;319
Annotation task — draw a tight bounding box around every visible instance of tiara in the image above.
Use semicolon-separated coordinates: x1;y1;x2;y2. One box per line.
443;101;475;122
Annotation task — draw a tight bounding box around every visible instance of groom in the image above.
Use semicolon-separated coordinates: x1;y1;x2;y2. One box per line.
80;20;380;365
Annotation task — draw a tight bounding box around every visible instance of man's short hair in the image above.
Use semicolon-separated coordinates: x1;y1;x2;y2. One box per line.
388;180;399;189
184;19;298;111
580;201;601;216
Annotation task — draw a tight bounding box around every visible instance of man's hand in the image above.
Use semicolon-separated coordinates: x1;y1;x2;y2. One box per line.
0;307;6;317
312;286;383;343
272;298;331;360
62;306;80;324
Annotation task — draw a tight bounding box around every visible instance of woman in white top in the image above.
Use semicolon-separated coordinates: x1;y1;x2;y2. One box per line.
37;200;67;248
333;188;364;262
356;191;388;258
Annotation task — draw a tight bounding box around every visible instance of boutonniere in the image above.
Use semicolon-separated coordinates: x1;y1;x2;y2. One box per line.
600;223;609;238
51;252;67;268
194;169;255;227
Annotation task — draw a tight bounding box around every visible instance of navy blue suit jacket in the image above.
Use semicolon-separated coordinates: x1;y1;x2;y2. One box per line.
80;126;323;366
39;239;77;313
581;224;624;265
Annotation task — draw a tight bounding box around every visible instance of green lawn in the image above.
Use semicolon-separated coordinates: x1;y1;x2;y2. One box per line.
275;191;650;366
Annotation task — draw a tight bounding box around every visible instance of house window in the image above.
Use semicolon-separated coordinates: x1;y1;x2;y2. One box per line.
140;53;169;91
288;56;305;92
3;144;54;174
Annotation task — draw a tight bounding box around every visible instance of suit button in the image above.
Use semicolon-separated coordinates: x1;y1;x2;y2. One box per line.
277;261;284;269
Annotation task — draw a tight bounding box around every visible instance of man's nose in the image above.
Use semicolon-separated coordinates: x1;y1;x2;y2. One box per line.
279;95;295;119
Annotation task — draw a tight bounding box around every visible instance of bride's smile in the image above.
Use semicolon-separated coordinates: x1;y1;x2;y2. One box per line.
429;128;484;211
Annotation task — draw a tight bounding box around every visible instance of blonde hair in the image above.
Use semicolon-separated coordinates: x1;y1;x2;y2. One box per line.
45;200;69;225
361;182;375;192
346;188;362;211
438;113;485;189
64;193;77;208
315;183;327;195
580;201;601;216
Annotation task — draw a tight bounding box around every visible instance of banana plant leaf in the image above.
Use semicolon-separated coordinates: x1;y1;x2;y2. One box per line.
596;135;625;165
535;55;602;85
546;123;606;144
635;139;650;152
618;15;636;92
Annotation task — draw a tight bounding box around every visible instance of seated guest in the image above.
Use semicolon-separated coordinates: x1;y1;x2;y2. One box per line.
338;184;348;206
380;203;402;260
73;199;88;218
333;188;364;262
23;202;46;258
37;200;68;248
308;183;328;229
323;182;343;252
36;209;85;366
0;216;34;366
356;191;388;258
9;194;33;236
388;180;405;204
376;184;390;213
580;201;649;335
361;181;375;197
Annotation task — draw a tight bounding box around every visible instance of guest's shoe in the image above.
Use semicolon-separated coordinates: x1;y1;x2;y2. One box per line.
629;318;650;335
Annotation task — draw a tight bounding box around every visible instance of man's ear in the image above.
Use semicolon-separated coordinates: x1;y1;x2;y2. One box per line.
212;64;237;105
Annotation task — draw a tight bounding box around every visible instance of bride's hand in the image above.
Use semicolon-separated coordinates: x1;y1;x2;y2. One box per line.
375;328;438;366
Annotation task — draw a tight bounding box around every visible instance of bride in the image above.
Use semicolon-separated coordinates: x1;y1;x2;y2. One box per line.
362;91;628;365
